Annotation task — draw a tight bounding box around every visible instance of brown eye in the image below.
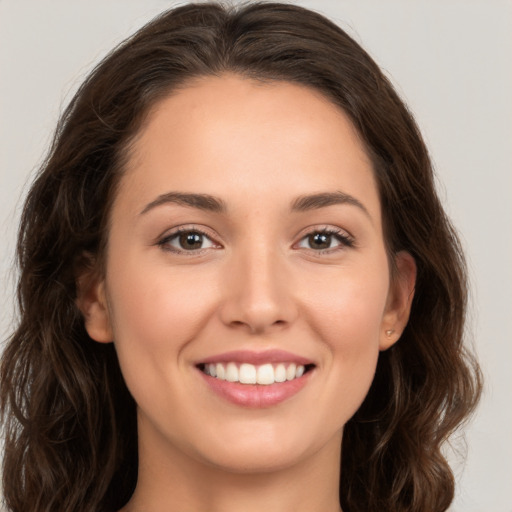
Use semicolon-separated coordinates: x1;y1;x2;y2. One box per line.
178;232;204;250
296;229;354;252
161;229;217;252
307;232;332;250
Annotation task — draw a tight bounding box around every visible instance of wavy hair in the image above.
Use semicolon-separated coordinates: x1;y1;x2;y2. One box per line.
1;3;481;511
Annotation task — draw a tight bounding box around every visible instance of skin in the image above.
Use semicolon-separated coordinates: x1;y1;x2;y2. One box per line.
79;74;416;512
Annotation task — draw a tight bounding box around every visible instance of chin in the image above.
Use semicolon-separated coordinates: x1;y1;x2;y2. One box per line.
199;441;313;474
187;418;342;475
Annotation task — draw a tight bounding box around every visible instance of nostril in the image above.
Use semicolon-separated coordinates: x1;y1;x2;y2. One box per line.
229;320;248;330
227;318;288;334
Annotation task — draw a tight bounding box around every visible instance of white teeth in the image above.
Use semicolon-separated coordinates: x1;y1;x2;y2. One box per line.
257;364;275;385
216;363;225;380
226;362;238;382
239;363;257;384
286;363;297;381
203;362;308;385
274;363;286;383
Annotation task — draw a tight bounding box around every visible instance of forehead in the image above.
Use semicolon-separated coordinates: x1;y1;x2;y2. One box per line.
117;74;380;220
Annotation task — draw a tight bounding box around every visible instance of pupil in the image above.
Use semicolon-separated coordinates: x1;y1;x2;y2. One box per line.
310;233;330;249
179;232;203;249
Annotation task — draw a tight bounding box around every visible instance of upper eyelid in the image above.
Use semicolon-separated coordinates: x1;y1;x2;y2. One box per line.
293;224;354;241
158;225;219;242
293;226;356;252
155;226;222;252
156;228;222;256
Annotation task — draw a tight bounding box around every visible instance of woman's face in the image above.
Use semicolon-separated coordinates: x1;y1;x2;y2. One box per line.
81;74;415;474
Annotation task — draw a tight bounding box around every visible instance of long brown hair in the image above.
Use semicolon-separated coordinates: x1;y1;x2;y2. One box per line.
1;3;481;511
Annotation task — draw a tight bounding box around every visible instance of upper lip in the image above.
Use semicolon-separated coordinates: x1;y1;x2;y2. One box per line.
197;350;314;366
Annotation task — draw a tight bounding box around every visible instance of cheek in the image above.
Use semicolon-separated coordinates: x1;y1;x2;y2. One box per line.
107;258;216;343
303;262;389;348
300;262;389;411
103;255;221;398
104;259;223;425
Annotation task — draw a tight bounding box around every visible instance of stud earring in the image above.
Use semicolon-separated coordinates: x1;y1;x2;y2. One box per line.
385;329;395;337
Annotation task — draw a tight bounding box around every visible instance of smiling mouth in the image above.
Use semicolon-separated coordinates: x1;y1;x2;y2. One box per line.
197;362;315;385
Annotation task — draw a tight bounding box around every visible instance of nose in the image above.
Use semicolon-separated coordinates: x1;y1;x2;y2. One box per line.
218;244;298;335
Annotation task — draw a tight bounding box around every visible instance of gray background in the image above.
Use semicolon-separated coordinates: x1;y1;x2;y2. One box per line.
1;1;511;510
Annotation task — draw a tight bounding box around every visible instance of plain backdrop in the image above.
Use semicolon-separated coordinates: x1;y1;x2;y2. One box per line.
1;1;511;511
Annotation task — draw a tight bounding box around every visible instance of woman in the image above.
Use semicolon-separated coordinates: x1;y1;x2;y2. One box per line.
0;3;482;512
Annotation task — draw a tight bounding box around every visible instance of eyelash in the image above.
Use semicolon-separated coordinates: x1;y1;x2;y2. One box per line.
295;227;355;254
157;226;355;255
157;226;219;255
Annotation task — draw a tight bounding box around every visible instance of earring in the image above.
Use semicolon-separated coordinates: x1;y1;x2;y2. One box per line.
385;329;395;337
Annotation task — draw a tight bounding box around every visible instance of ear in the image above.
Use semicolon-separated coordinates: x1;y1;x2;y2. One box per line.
76;267;113;343
380;251;417;351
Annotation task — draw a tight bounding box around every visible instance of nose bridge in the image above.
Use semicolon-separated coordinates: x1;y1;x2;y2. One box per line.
220;235;296;333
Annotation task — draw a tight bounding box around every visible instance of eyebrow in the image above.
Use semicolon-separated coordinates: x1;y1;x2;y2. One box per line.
140;192;227;215
140;190;370;219
291;191;370;218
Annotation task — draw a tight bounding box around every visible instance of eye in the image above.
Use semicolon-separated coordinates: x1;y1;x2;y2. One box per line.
159;228;219;253
296;229;354;252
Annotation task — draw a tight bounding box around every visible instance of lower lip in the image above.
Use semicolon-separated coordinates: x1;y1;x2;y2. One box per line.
198;370;312;408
